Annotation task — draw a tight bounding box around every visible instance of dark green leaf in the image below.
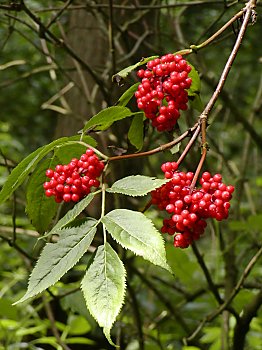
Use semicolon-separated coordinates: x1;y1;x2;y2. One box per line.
113;56;158;80
0;137;84;205
102;209;172;273
128;113;145;150
189;93;204;112
14;219;97;304
117;82;140;107
26;158;58;234
187;63;201;96
83;106;135;132
55;135;97;164
107;175;168;196
81;243;126;345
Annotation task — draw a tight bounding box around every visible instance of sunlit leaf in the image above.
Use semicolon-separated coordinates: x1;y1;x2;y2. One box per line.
14;219;97;304
81;243;126;345
107;175;168;196
102;209;172;273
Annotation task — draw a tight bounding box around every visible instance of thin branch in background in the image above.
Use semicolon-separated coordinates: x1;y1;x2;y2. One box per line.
43;295;72;350
108;0;116;75
34;1;246;13
0;235;36;262
232;288;262;350
20;0;110;103
46;0;73;29
186;245;262;342
126;281;145;350
191;241;224;304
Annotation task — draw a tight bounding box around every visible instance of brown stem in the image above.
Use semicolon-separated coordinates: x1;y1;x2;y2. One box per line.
43;296;72;350
190;115;208;190
191;0;256;187
108;123;199;162
177;124;201;165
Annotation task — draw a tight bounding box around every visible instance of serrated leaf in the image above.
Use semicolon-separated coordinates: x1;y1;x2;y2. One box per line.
0;136;84;205
14;219;97;304
187;62;201;96
128;113;145;150
26;159;58;234
83;106;134;133
81;243;126;345
113;55;158;80
102;209;172;273
49;192;98;234
107;175;168;196
117;82;140;107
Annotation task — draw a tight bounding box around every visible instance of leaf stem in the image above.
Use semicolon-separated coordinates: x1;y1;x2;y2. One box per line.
101;183;107;243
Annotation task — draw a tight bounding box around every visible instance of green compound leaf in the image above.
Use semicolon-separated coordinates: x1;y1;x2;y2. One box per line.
107;175;168;197
81;243;126;346
117;82;140;107
49;192;98;234
26;158;58;234
113;55;158;81
14;219;97;305
0;136;85;205
102;209;172;273
83;106;136;133
128;113;145;150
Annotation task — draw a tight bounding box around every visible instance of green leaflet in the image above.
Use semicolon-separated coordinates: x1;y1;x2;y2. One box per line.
102;209;172;273
83;106;136;132
54;135;97;164
128;113;145;150
81;243;126;345
112;56;158;81
14;219;97;304
187;63;201;97
0;136;89;205
48;191;98;234
106;175;168;197
117;82;140;107
26;158;58;234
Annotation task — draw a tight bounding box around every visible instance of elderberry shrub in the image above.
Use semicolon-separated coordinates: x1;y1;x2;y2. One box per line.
135;53;192;132
151;162;234;248
43;148;104;203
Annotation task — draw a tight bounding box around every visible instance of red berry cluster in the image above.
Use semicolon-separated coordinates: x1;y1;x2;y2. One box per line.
151;162;234;248
43;148;104;203
135;54;192;132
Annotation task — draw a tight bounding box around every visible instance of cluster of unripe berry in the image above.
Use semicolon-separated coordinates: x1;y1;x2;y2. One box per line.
43;148;104;203
135;53;192;132
151;162;234;248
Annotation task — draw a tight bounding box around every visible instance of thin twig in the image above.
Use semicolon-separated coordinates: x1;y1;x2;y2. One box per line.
186;245;262;342
43;296;72;350
108;123;199;162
